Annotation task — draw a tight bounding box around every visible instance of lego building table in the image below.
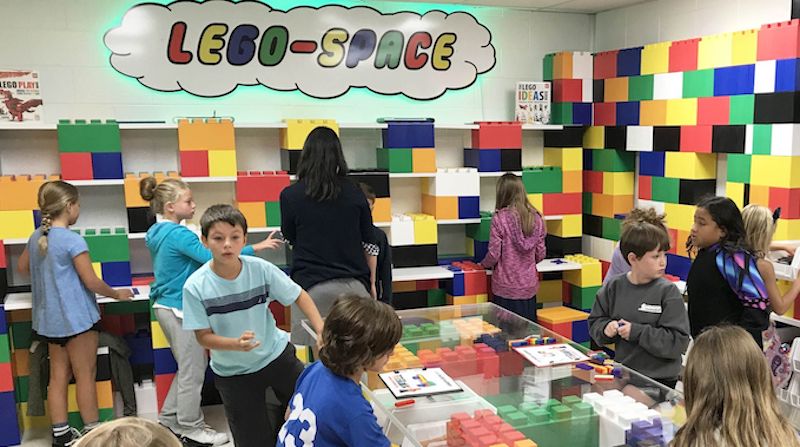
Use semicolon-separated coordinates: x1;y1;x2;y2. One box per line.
302;303;685;447
2;286;150;311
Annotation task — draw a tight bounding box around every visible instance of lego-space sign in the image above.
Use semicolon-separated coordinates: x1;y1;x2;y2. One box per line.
103;1;496;100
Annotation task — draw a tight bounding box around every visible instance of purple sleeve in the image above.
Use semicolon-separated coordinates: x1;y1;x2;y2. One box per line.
534;213;547;264
602;246;630;285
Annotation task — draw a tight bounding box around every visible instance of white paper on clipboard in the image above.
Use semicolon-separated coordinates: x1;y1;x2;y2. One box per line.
513;343;589;367
378;367;462;399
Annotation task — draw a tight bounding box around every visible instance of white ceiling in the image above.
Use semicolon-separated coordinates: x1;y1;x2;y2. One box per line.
380;0;652;14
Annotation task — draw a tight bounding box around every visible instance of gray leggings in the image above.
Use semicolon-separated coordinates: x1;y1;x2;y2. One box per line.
290;278;370;345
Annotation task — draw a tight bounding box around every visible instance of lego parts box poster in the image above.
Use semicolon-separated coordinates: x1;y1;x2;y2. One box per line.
516;81;550;125
0;70;43;122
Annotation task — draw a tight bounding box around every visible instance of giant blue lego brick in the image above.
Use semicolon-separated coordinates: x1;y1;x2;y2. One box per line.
666;253;692;281
153;347;178;375
775;58;800;92
91;152;124;180
0;391;21;446
573;103;593;125
616;102;640;126
471;239;488;262
445;266;465;296
0;305;6;334
101;261;132;287
125;334;154;366
381;121;435;148
458;196;480;219
464;148;501;172
617;47;643;77
639;152;666;177
713;64;755;96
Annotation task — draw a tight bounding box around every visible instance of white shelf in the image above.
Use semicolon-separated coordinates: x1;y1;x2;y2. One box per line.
0;122;565;132
71;179;124;186
438;218;482;225
521;124;564;130
128;232;146;240
389;172;435;178
2;238;28;245
392;257;582;281
3;285;151;311
376;221;390;228
250;226;281;233
773;313;800;328
182;176;237;183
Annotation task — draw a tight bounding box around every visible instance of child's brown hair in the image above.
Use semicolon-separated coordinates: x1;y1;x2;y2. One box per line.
495;173;539;237
75;417;182;447
319;295;402;377
37;180;79;255
619;208;670;264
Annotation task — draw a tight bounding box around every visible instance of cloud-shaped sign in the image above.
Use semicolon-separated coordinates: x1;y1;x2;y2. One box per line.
104;0;496;100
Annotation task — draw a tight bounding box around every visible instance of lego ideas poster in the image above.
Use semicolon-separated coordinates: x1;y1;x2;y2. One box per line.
0;70;43;123
516;81;550;125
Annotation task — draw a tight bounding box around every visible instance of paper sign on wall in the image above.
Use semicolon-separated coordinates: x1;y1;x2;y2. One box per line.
104;1;496;100
0;70;43;123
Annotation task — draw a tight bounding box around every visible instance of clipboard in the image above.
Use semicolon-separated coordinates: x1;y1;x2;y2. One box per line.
513;343;589;368
378;367;462;399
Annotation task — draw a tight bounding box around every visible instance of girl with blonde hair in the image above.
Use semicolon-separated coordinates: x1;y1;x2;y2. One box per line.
672;325;800;447
75;417;182;447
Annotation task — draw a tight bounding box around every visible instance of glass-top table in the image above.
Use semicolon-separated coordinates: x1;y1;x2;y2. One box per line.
304;303;686;447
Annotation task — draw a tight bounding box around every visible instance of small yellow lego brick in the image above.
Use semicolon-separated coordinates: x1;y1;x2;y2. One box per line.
546;214;583;238
409;213;437;245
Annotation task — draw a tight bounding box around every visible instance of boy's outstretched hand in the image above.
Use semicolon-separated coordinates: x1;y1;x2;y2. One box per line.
237;330;261;351
253;231;284;251
604;320;619;338
617;319;632;340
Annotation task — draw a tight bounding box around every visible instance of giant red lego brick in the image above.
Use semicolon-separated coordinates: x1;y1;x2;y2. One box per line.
60;152;94;180
757;20;800;61
679;126;713;153
769;187;800;219
594;50;618;79
471;122;523;149
638;175;652;199
669;38;700;72
179;151;209;177
0;240;6;268
593;102;617;126
0;363;12;392
543;192;582;215
583;171;604;194
155;373;175;412
553;79;583;103
697;96;731;125
236;171;291;202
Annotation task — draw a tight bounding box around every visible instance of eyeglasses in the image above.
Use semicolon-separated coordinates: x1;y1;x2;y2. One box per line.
773;207;782;224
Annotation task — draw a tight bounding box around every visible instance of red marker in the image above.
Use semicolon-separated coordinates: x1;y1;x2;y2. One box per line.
395;399;415;408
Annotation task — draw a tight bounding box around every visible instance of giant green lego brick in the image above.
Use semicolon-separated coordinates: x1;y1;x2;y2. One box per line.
601;217;622;241
103;300;149;315
651;176;680;203
84;228;130;262
376;148;412;173
582;192;593;214
10;321;32;350
522;166;563;193
551;103;572;125
569;284;600;311
0;334;9;363
466;211;492;241
591;149;635;172
628;75;654;101
727;154;751;183
266;201;281;226
495;398;599;447
752;124;772;155
15;376;29;403
682;69;715;98
543;54;554;81
427;289;446;307
57;119;121;153
729;95;754;124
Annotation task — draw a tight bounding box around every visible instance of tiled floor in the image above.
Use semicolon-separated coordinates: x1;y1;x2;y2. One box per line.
17;405;233;447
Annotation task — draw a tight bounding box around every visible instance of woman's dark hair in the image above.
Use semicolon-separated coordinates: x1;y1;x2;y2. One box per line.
694;196;747;252
296;127;349;201
319;295;402;378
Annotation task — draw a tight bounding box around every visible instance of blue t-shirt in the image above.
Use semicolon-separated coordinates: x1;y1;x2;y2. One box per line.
28;227;99;337
277;361;390;447
182;256;300;376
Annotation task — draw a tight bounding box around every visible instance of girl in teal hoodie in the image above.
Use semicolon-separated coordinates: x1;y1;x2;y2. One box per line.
141;177;280;445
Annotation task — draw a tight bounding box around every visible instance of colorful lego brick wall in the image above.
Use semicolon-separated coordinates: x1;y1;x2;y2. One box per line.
58;120;123;181
81;228;132;287
544;51;594;125
390;213;438;267
177;118;237;177
0;305;21;446
464;122;523;172
377;120;435;174
422;168;480;220
236;171;290;228
124;171;180;233
0;174;54;240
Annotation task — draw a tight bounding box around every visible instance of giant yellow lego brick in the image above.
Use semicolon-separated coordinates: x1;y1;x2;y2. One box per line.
726;182;745;209
731;29;757;65
538;279;564;303
527;193;543;212
664;203;697;232
641;42;670;75
177;118;235;152
698;32;733;70
92;262;102;279
665;98;697;126
237;201;267;228
640;100;668;126
546;214;583;238
553;51;573;79
538;305;590;324
664;152;716;179
281;119;339;150
421;194;458;220
151;320;170;349
0;210;35;239
19;402;51;430
774;218;800;241
0;174;47;211
447;294;477;305
412;148;436;173
372;197;391;223
583;126;605;149
751;155;800;188
68;380;113;412
748;184;770;207
544;147;582;171
562;170;583;194
604;77;629;102
602;172;635;195
563;255;602;287
124;172;179;207
208;150;237;177
295;345;310;363
409;213;437;245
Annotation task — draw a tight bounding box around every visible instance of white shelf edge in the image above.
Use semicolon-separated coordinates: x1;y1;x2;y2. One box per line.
438;219;482;225
375;221;390;228
339;123;388;129
521;124;564;130
0;122;566;132
772;313;800;328
128;233;146;240
250;226;281;233
2;238;28;245
182;176;237;183
71;179;124;186
390;172;436;178
478;171;523;177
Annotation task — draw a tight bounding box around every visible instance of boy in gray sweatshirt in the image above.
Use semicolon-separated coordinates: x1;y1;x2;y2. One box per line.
588;214;690;390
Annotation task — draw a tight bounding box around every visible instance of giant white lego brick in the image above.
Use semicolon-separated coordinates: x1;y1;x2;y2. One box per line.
770;124;800;156
652;72;683;100
626;126;654;152
745;124;754;155
591;235;617;262
754;59;777;94
573;51;594;81
390;214;415;246
582;79;594;103
425;168;480;197
636;199;666;216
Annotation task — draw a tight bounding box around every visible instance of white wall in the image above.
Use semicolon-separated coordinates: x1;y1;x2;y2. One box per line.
595;0;791;51
0;0;594;124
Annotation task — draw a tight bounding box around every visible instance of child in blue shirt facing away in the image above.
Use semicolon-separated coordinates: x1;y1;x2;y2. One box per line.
17;181;133;447
181;205;324;447
278;295;402;447
140;177;280;446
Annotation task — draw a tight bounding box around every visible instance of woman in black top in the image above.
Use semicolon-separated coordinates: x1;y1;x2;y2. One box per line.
280;127;377;344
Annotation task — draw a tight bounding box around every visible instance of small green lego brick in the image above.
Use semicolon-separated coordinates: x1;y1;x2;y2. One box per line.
628;75;654;101
727;154;751;184
266;201;281;226
551;405;572;421
522;166;563;194
752;124;772;155
569;285;600;311
683;69;715;99
376;148;412;173
729;94;754;125
651;176;680;204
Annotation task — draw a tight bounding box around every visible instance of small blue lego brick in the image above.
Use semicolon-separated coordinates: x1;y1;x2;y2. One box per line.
458;196;480;219
612;367;623;377
153;347;178;375
510;339;530;347
616;101;640;126
101;261;132;287
91;152;124;179
464;148;501;172
713;64;755;96
575;363;594;371
571;320;590;344
638;152;665;177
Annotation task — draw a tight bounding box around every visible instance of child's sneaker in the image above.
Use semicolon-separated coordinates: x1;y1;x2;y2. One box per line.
52;427;82;447
180;426;229;446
